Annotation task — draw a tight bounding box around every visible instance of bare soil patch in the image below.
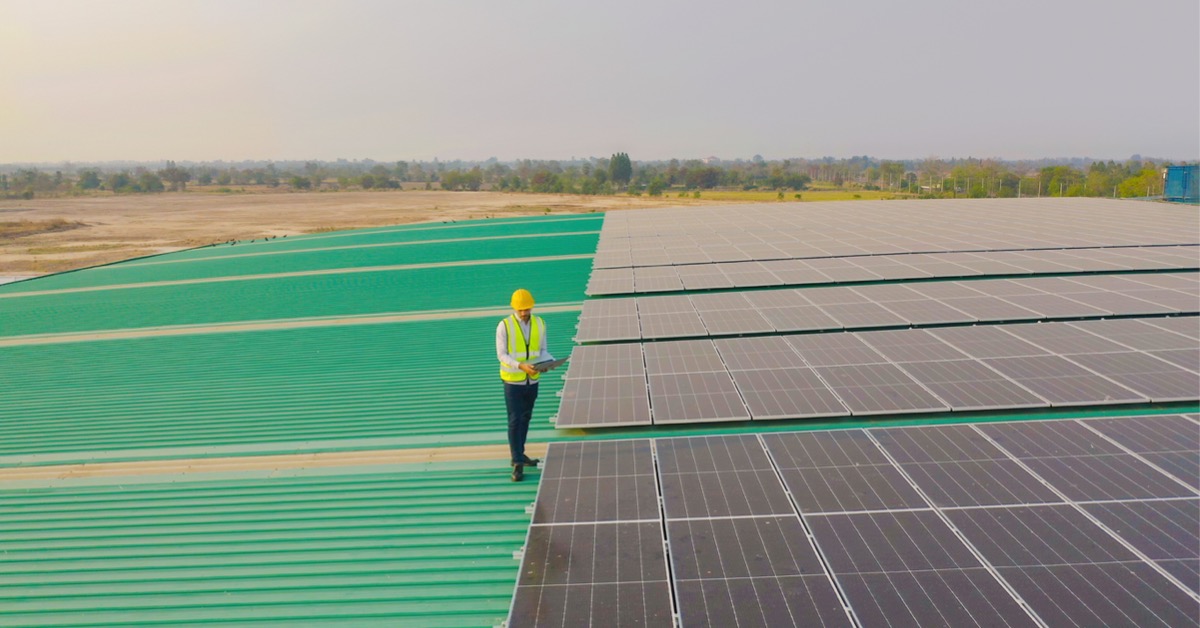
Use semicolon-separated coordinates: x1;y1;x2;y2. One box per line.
0;190;701;274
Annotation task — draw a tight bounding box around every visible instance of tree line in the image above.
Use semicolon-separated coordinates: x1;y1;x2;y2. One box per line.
0;154;1188;200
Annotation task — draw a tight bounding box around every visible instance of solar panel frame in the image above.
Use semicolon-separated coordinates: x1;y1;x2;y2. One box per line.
758;305;842;332
729;367;850;419
520;415;1200;626
1081;499;1200;592
943;504;1198;628
555;375;653;428
786;333;890;367
647;371;751;424
637;311;707;339
812;363;949;415
573;314;642;343
562;343;644;380
980;355;1147;406
1063;351;1200;402
1069;318;1200;351
695;307;775;335
642;339;725;374
857;328;973;363
896;359;1049;411
819;302;911;329
713;336;808;371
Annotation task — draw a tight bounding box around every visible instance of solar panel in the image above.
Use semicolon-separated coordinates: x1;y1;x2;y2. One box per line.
711;336;803;371
562;344;644;379
1082;500;1200;592
808;510;1035;626
763;431;927;512
786;333;888;367
820;302;910;329
555;375;652;427
873;298;978;325
635;294;695;315
802;286;871;306
533;441;658;524
647;372;750;424
928;326;1052;358
1143;316;1200;339
696;308;775;335
633;266;683;293
1123;289;1200;311
742;288;810;309
586;268;635;295
643;339;724;374
719;261;784;287
729;368;849;419
980;355;1146;406
518;415;1200;627
939;296;1043;322
579;297;638;319
1065;352;1199;402
638;311;707;339
687;292;752;312
575;315;642;342
1146;349;1200;373
898;359;1048;411
857;328;971;362
668;517;850;627
758;305;841;332
1000;293;1111;318
1001;321;1132;354
1063;291;1178;315
943;505;1196;627
509;440;674;628
812;363;948;415
674;264;732;290
1069;318;1198;351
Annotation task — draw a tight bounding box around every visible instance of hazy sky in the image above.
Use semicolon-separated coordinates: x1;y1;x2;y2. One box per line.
2;0;1197;163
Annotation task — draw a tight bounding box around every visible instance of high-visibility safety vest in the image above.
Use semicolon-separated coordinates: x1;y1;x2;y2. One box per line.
500;314;544;383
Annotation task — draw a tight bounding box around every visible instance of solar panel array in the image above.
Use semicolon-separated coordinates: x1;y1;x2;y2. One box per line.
577;272;1200;342
587;246;1199;295
510;414;1200;627
593;199;1198;270
555;317;1199;427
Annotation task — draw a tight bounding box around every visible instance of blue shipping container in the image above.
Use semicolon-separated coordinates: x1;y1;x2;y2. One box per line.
1164;164;1199;203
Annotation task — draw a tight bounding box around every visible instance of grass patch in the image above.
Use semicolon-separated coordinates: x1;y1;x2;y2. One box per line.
0;219;86;239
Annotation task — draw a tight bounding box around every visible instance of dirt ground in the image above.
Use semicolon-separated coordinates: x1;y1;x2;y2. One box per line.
0;190;703;276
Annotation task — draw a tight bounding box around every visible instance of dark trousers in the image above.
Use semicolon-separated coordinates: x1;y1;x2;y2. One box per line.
504;382;539;464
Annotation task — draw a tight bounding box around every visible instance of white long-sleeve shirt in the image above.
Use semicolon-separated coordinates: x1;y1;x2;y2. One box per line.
496;316;554;385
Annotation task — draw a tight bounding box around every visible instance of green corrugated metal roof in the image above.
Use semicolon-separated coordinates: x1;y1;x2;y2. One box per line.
0;214;601;626
0;460;538;627
131;213;603;264
0;312;575;466
9;232;600;290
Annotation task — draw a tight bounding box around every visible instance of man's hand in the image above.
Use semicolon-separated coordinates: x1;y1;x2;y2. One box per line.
519;363;538;375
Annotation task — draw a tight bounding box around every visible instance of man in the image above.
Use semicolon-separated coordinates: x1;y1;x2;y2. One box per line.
497;288;553;481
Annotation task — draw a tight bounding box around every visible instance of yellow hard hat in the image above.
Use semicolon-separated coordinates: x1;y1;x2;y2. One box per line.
511;288;535;310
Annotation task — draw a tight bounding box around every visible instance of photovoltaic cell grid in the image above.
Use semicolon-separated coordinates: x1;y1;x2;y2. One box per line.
510;414;1200;627
586;246;1200;295
591;199;1199;270
578;272;1200;341
556;318;1199;427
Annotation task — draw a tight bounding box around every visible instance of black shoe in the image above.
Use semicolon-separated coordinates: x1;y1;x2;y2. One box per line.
512;464;524;482
520;456;541;468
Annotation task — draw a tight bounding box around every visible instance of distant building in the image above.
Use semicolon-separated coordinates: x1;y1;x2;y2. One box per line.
1163;165;1198;203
